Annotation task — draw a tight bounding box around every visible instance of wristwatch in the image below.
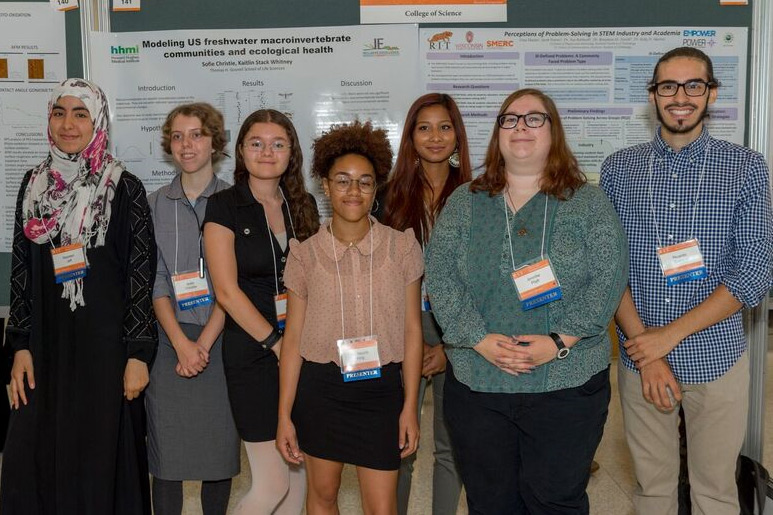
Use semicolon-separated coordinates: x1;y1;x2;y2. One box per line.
549;332;570;360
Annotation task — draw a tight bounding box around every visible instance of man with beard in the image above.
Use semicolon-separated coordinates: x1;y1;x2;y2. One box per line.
600;47;772;515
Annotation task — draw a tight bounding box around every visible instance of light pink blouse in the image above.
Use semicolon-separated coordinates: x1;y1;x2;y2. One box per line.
284;219;424;366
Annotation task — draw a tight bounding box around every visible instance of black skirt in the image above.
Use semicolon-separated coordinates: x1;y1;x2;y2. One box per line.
293;361;404;470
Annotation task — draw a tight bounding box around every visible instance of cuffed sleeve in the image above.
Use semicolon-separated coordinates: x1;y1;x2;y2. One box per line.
721;153;773;308
425;187;487;348
283;238;307;299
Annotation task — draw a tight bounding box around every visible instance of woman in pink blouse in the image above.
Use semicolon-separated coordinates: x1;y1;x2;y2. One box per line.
276;121;424;514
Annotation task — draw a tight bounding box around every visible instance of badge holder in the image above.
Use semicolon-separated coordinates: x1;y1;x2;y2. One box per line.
172;270;213;311
511;256;562;310
337;335;382;382
421;280;432;312
503;193;561;311
51;243;88;283
657;238;707;286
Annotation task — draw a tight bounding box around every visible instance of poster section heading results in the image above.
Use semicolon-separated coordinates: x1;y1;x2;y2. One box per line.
90;25;421;219
360;0;506;24
420;26;747;181
0;3;67;252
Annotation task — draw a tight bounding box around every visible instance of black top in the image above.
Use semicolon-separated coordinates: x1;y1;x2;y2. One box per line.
204;181;316;351
1;169;156;514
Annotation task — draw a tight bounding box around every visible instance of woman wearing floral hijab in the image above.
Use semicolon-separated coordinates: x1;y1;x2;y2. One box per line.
1;78;157;514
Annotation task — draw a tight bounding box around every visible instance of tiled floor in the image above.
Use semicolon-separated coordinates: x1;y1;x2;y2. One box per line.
199;346;773;514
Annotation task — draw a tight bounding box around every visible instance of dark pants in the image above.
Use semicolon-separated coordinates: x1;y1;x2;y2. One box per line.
444;363;610;515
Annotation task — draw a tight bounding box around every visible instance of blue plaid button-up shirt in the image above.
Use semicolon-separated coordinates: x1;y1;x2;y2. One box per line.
600;127;773;383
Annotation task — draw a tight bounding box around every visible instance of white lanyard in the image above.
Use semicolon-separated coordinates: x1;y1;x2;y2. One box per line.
173;199;205;278
648;143;710;248
330;219;374;340
504;190;549;268
263;187;296;296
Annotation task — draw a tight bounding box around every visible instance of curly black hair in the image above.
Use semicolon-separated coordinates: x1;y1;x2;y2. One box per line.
311;120;393;187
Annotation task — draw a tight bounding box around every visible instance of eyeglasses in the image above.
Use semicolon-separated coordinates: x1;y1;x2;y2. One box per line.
329;175;376;194
244;140;291;153
497;112;550;129
650;80;716;97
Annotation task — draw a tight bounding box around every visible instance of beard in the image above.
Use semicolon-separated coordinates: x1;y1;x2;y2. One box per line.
655;99;709;135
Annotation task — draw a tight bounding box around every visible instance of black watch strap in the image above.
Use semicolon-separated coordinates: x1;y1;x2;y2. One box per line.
549;332;570;360
259;328;282;351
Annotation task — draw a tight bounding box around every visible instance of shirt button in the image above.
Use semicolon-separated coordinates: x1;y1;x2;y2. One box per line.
669;203;676;209
668;234;674;240
664;298;671;304
243;228;251;235
281;256;286;263
672;173;678;179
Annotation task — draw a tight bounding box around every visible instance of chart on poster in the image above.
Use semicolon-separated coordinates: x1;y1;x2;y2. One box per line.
419;26;748;181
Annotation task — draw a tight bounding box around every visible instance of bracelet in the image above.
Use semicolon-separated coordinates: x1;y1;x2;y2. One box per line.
258;328;282;351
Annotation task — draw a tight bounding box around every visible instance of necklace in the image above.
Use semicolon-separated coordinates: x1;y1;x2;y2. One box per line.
329;221;370;247
505;186;529;236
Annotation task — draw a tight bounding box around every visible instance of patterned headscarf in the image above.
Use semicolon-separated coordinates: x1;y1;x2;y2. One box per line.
22;78;125;310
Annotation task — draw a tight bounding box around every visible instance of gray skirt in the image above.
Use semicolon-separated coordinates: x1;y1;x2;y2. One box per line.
146;323;240;480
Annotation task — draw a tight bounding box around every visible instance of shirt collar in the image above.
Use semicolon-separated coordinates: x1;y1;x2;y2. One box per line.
319;216;385;262
166;174;224;201
233;180;291;207
652;126;711;159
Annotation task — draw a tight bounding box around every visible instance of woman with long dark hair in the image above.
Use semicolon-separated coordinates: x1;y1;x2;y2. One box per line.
381;93;470;515
204;109;319;514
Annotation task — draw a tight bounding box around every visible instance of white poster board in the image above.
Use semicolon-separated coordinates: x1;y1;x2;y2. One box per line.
0;2;67;251
90;24;421;217
420;27;748;181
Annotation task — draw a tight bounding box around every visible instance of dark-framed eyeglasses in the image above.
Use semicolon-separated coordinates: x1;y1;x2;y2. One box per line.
649;80;716;97
497;112;550;129
329;175;376;193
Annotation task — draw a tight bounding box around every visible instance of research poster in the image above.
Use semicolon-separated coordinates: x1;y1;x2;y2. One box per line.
361;0;507;24
420;27;748;181
89;24;421;216
0;3;67;251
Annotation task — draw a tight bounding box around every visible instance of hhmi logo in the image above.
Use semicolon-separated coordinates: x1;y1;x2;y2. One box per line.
110;44;139;63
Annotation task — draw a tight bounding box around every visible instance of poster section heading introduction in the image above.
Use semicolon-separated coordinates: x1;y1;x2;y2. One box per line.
89;24;421;219
0;2;67;252
420;26;747;182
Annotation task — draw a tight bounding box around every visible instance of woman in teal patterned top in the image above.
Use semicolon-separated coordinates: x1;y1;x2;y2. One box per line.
425;88;628;514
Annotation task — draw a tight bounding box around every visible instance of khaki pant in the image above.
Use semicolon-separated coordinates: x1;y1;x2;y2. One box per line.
618;352;749;515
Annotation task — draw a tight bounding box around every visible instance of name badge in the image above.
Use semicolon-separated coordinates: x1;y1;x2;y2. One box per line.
172;271;213;311
274;292;288;330
51;243;88;283
337;335;381;382
657;239;707;286
421;280;431;312
511;257;562;311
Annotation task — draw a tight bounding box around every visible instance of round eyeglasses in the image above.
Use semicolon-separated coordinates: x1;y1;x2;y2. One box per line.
329;175;376;194
497;112;550;129
244;140;291;153
650;80;715;97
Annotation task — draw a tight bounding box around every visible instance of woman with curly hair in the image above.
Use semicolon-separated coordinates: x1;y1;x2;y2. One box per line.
276;121;424;514
146;102;239;515
380;93;470;515
203;109;319;514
